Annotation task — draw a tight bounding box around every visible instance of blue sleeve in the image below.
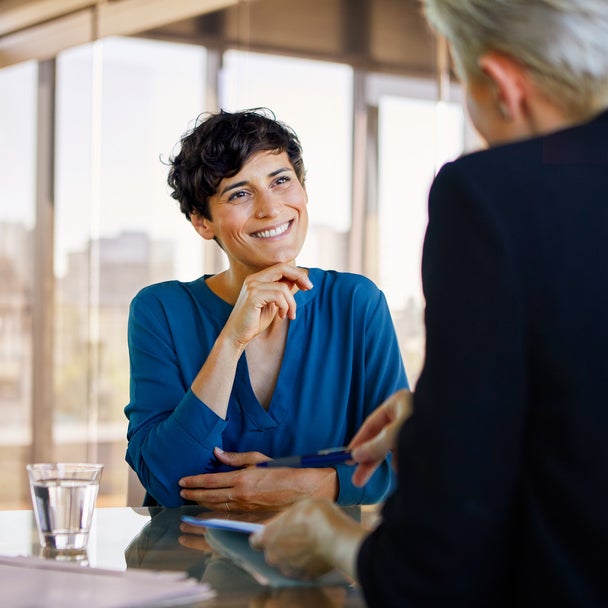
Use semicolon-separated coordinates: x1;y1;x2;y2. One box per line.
124;287;226;507
336;284;409;505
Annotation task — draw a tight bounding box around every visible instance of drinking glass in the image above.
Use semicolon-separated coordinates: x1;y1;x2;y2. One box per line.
26;463;103;555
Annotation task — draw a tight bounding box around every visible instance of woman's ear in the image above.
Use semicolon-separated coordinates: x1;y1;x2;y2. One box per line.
190;212;216;241
478;52;528;122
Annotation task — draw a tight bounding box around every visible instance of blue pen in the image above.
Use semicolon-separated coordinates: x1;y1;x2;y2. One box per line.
256;447;353;468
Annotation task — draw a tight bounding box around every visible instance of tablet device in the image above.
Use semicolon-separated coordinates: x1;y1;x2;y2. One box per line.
181;516;265;535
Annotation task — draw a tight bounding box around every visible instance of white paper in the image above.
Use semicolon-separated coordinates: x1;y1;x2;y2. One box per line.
0;554;215;608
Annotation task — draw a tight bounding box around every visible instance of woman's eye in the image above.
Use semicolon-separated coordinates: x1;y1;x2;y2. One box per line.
275;175;290;186
227;190;248;202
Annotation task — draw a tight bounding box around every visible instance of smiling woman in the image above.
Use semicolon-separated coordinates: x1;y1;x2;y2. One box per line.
190;149;309;275
123;108;409;510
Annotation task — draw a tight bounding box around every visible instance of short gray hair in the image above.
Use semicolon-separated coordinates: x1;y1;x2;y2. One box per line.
422;0;608;118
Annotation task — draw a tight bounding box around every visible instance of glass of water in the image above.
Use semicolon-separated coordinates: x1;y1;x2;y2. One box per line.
26;463;103;555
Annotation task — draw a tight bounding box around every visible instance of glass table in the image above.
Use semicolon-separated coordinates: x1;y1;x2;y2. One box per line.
0;506;368;607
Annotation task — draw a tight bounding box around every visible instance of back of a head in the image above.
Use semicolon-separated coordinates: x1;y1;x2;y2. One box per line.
422;0;608;119
168;108;305;221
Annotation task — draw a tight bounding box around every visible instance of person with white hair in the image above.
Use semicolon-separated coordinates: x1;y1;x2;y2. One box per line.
251;1;608;606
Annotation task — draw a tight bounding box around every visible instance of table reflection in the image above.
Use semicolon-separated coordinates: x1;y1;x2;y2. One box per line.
124;506;365;607
0;506;366;607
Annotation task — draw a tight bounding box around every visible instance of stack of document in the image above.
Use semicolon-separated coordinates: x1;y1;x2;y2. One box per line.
0;555;215;607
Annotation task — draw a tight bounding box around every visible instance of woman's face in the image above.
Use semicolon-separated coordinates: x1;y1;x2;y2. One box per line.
193;150;308;274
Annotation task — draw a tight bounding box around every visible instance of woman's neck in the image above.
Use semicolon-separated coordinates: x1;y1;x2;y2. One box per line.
205;270;243;305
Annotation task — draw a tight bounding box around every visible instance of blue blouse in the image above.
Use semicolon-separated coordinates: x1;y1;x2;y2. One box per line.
125;268;408;507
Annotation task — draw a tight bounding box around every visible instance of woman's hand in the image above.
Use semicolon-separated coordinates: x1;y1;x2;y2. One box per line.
225;263;312;347
178;520;215;553
249;497;367;581
349;389;413;487
190;264;312;419
178;448;338;511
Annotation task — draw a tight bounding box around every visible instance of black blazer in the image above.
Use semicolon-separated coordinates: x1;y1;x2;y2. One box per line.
359;110;608;607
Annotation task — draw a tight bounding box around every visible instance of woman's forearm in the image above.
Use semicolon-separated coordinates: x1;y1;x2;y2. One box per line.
190;330;246;418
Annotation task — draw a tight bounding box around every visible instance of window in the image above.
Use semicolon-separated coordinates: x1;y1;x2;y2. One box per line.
376;81;469;385
0;32;475;509
52;37;207;504
0;61;37;508
222;50;353;271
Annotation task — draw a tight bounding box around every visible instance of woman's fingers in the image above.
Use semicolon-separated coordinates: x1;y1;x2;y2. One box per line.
349;390;413;487
228;264;312;340
213;447;270;467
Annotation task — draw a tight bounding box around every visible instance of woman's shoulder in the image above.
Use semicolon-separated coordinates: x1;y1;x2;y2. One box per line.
307;268;383;298
302;269;390;329
131;277;208;308
133;279;186;301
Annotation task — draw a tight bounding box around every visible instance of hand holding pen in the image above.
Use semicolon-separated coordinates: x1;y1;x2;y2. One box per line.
255;447;353;469
348;388;413;487
179;447;339;511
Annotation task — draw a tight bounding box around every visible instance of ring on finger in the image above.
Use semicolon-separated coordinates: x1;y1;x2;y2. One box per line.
225;501;231;512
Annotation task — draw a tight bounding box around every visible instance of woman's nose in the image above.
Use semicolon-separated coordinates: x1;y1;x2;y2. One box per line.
254;191;280;219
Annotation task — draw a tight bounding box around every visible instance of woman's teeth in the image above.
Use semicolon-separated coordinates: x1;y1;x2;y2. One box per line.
252;221;290;239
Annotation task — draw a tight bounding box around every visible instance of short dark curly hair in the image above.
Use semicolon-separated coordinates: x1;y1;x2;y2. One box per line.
167;108;306;221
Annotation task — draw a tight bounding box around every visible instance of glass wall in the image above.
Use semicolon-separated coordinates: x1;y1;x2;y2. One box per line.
0;61;37;508
0;36;472;508
377;93;468;386
52;37;207;504
222;50;353;272
0;37;210;509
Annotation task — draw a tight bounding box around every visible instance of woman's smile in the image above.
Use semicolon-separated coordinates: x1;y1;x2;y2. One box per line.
191;149;309;273
251;220;293;239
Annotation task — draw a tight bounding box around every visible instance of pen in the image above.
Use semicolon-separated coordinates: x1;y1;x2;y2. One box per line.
256;447;353;468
